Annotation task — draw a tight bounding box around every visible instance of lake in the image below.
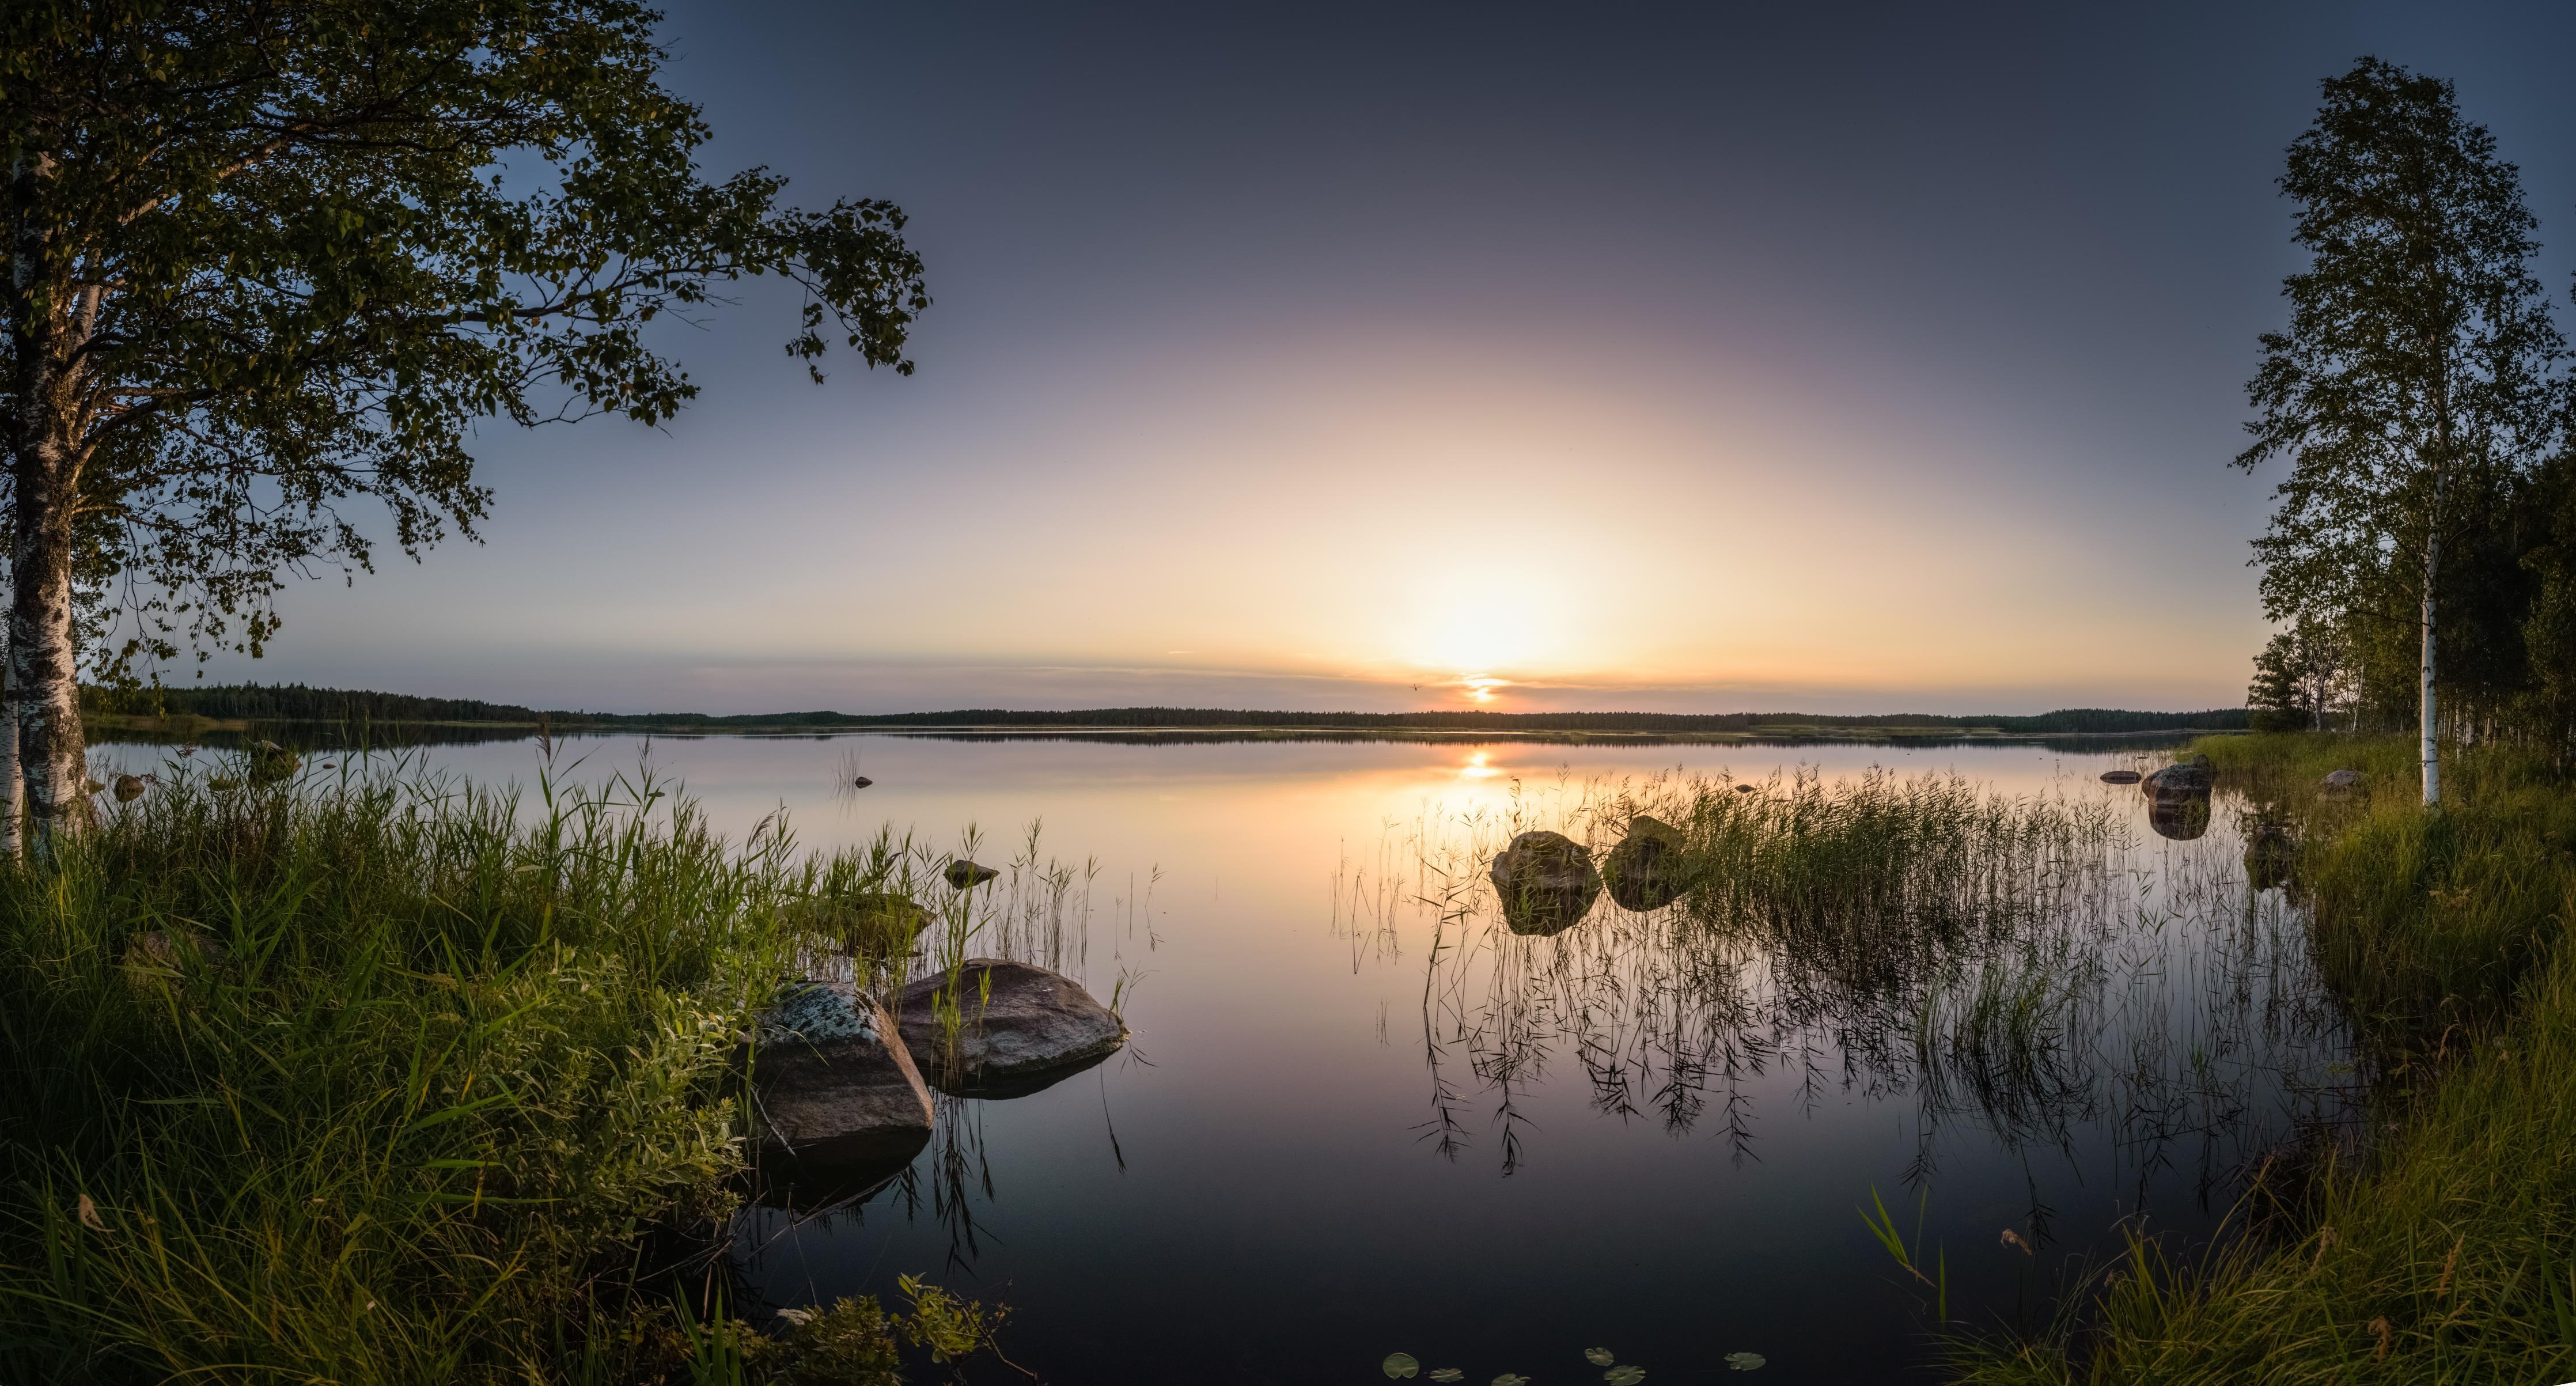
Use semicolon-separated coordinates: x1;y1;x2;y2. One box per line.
89;729;2358;1384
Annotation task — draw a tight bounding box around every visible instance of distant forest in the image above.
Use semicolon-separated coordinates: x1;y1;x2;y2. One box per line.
79;684;2251;734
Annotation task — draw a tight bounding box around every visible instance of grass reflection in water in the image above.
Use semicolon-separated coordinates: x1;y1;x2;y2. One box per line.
1336;766;2362;1225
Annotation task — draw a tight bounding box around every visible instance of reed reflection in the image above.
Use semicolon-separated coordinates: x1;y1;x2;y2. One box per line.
1339;767;2362;1223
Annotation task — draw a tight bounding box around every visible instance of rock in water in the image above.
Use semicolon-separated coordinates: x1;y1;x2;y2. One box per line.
2099;769;2142;785
944;859;999;889
1734;783;1757;794
112;774;146;802
851;775;874;788
749;979;934;1191
2321;768;2364;790
2143;759;2214;798
895;959;1127;1096
1603;815;1689;912
1490;830;1601;935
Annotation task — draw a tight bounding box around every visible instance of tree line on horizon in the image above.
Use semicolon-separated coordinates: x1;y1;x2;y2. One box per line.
80;682;2250;734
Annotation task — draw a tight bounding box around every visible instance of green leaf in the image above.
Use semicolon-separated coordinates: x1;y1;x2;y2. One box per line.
1726;1353;1768;1372
1430;1372;1463;1383
1384;1353;1420;1379
1492;1376;1531;1386
1584;1348;1616;1366
1605;1368;1646;1386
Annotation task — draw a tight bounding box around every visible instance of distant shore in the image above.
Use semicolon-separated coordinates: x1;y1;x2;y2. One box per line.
81;684;2252;743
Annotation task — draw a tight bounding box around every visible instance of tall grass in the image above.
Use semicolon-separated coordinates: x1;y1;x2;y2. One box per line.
1953;733;2576;1384
0;753;1018;1385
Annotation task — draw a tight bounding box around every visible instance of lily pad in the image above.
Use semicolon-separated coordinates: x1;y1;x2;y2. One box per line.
1492;1377;1531;1386
1431;1372;1464;1383
1584;1348;1616;1366
1726;1353;1767;1372
1605;1368;1646;1386
1384;1353;1420;1379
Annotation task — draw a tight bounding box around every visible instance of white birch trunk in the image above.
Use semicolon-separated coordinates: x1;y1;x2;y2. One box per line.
2420;542;2440;807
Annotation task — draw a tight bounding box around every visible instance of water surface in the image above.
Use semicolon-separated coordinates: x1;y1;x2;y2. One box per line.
93;731;2355;1384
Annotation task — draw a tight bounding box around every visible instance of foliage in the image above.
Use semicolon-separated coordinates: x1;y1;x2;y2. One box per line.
2234;57;2568;780
0;755;1003;1384
1953;732;2576;1384
1;0;927;684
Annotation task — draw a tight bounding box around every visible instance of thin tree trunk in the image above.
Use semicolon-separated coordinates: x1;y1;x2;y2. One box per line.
2420;533;2440;806
7;422;84;855
0;647;19;862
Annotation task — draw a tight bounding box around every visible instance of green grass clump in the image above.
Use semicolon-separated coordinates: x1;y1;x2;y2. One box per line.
1954;733;2576;1384
0;759;995;1385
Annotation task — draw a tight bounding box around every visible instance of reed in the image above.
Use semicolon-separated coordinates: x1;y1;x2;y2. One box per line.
1950;733;2576;1384
0;752;1011;1385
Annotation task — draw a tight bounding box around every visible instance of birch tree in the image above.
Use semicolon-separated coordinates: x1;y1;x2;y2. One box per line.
1;0;929;852
2237;57;2564;805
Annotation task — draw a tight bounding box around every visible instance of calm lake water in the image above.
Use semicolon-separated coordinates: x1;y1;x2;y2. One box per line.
92;730;2358;1384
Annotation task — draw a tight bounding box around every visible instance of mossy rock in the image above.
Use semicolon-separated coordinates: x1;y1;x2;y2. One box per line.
790;892;927;972
1603;814;1692;911
1491;830;1601;936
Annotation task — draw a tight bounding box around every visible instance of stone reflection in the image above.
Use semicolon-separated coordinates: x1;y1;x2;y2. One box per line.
1343;766;2360;1195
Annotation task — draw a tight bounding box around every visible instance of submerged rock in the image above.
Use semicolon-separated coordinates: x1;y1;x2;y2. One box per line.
791;892;926;965
896;959;1126;1096
1603;815;1690;912
2098;769;2142;785
1491;830;1602;935
2143;757;2214;798
749;979;934;1189
247;740;300;785
944;859;999;889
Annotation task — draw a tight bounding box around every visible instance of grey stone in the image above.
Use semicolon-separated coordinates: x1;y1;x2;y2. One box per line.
750;979;933;1179
1490;830;1601;936
2322;769;2365;790
944;859;999;889
2098;770;2141;785
896;959;1126;1096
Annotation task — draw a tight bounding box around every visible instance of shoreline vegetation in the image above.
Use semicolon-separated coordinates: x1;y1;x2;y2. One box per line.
79;683;2251;744
1957;730;2576;1384
0;755;1029;1385
6;724;2555;1382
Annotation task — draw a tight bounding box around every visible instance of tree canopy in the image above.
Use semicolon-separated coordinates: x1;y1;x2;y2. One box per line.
3;0;929;838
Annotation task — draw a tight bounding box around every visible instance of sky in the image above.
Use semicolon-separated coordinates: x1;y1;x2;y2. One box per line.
184;1;2576;715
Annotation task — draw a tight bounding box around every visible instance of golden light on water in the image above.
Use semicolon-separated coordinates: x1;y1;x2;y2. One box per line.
1458;750;1502;779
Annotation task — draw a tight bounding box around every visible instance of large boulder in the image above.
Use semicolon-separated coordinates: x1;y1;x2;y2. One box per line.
2143;756;2213;800
749;979;933;1192
896;959;1126;1097
1490;830;1601;935
1603;815;1690;912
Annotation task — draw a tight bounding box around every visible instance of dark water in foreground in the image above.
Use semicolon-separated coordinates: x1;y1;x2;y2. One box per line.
93;731;2358;1384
